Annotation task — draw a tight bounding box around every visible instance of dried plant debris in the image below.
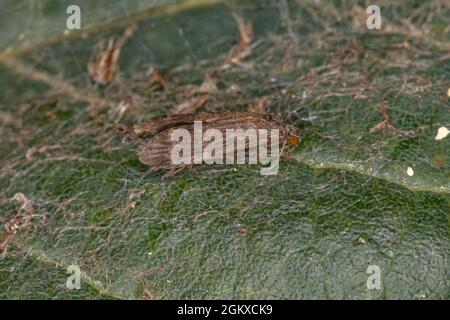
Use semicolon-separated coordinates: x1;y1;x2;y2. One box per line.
125;112;300;171
247;96;271;114
228;12;254;68
25;144;61;161
88;25;136;86
0;111;23;128
149;64;167;90
108;97;132;123
0;193;33;257
226;84;242;94
196;72;218;94
369;101;415;136
169;96;208;115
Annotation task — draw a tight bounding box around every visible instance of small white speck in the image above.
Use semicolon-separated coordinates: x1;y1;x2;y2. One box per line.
435;126;449;140
148;252;153;256
447;88;450;97
406;167;414;176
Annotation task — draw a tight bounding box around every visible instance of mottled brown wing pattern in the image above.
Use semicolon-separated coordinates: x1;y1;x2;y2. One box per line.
134;112;300;170
137;125;194;170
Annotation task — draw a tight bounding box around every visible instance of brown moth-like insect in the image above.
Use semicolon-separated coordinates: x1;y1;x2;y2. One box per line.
124;112;300;172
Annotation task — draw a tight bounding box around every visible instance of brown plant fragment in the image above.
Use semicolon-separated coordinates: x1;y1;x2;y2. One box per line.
228;12;254;68
247;96;270;114
226;84;241;94
25;144;62;161
236;227;248;237
0;111;23;128
369;101;414;136
168;96;208;115
12;192;34;215
128;112;300;171
108;97;132;123
433;155;445;169
88;25;136;86
196;73;218;94
149;64;167;89
0;193;33;257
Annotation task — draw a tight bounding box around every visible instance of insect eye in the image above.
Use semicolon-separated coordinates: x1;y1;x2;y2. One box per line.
288;136;299;145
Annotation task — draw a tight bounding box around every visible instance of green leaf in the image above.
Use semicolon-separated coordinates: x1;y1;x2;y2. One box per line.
0;0;449;299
